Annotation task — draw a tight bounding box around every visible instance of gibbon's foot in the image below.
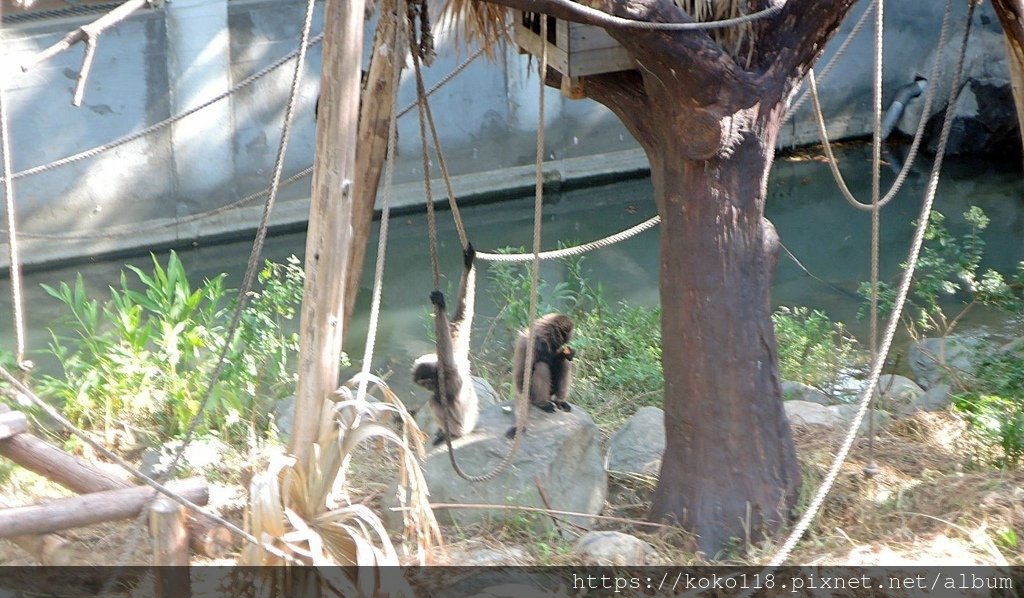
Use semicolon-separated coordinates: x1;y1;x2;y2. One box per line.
556;401;572;412
505;425;527;440
432;429;451;446
463;242;476;268
540;401;558;413
430;290;446;310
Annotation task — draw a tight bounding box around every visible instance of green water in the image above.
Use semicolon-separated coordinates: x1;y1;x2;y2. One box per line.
2;144;1022;401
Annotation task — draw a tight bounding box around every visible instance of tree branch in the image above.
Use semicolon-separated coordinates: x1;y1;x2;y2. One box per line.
21;0;151;106
755;0;859;97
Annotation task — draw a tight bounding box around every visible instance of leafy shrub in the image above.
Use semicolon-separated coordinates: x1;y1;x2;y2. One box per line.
953;349;1024;468
38;252;304;448
861;207;1023;337
773;306;864;394
856;206;1024;468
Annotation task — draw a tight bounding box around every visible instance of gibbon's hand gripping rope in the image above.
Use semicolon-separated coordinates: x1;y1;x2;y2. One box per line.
418;11;549;483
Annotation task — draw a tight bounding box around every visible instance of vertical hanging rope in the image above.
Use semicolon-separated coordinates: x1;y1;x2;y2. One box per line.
356;10;404;403
865;0;885;462
0;76;28;370
516;16;548;442
763;2;978;570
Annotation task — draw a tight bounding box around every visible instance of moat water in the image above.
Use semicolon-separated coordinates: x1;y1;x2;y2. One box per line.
3;144;1022;401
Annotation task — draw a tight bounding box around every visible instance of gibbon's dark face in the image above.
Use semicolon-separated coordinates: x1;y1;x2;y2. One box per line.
412;354;439;390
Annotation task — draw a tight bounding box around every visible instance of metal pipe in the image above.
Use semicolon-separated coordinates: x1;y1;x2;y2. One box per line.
881;77;928;139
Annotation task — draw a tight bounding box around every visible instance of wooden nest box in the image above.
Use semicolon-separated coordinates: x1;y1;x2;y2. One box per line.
512;10;635;97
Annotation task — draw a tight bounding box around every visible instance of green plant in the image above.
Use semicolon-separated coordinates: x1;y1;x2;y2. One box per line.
860;207;1024;338
481;250;664;428
772;306;864;393
953;350;1024;468
38;252;306;448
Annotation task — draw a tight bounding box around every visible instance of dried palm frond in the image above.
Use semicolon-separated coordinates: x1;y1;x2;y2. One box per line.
243;373;442;594
436;0;512;57
437;0;753;63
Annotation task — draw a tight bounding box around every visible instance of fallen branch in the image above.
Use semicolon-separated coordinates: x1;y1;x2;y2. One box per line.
20;0;150;106
0;476;208;538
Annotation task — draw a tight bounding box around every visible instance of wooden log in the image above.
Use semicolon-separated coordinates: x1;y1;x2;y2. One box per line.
0;497;92;565
151;498;191;598
0;432;232;557
290;0;366;469
0;411;27;440
343;0;401;335
0;477;208;538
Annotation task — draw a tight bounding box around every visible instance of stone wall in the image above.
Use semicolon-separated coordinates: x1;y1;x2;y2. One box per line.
0;0;1015;268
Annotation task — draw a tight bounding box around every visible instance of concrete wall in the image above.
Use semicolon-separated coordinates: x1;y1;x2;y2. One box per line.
0;0;1012;268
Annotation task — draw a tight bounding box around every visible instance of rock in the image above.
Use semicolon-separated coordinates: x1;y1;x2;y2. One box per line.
875;375;924;411
784;401;890;433
908;336;979;389
272;395;295;441
924;78;1020;156
414;376;499;436
781;381;833;405
784;401;842;427
572;531;654;566
387;401;606;531
830;404;892;433
605;406;664;476
905;383;954;414
447;545;531;566
140;437;232;477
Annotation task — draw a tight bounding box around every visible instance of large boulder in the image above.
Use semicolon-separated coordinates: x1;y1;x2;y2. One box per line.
784;401;890;433
605;406;664;476
875;374;925;412
414;376;499;436
905;383;954;414
908;336;979;390
831;404;892;434
388;401;606;531
781;381;833;405
784;401;841;427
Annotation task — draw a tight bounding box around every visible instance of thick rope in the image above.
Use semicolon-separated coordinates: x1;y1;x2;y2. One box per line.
807;0;954;213
356;11;404;404
411;37;469;250
538;0;786;31
0;78;27;369
0;33;324;185
477;215;660;262
864;0;886;456
765;2;975;568
514;11;549;475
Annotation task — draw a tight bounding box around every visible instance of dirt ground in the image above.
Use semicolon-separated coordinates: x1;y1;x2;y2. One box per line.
1;411;1021;570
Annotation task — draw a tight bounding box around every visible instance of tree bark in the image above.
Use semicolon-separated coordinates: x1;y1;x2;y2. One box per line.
344;0;403;334
290;0;366;469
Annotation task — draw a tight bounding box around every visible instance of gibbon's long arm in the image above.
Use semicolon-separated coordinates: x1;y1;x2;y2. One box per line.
429;290;461;403
451;244;476;359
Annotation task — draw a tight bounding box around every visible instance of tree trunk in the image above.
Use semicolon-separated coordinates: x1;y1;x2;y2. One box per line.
643;108;799;554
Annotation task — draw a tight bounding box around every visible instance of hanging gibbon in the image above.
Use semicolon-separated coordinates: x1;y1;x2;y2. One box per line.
411;244;479;446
